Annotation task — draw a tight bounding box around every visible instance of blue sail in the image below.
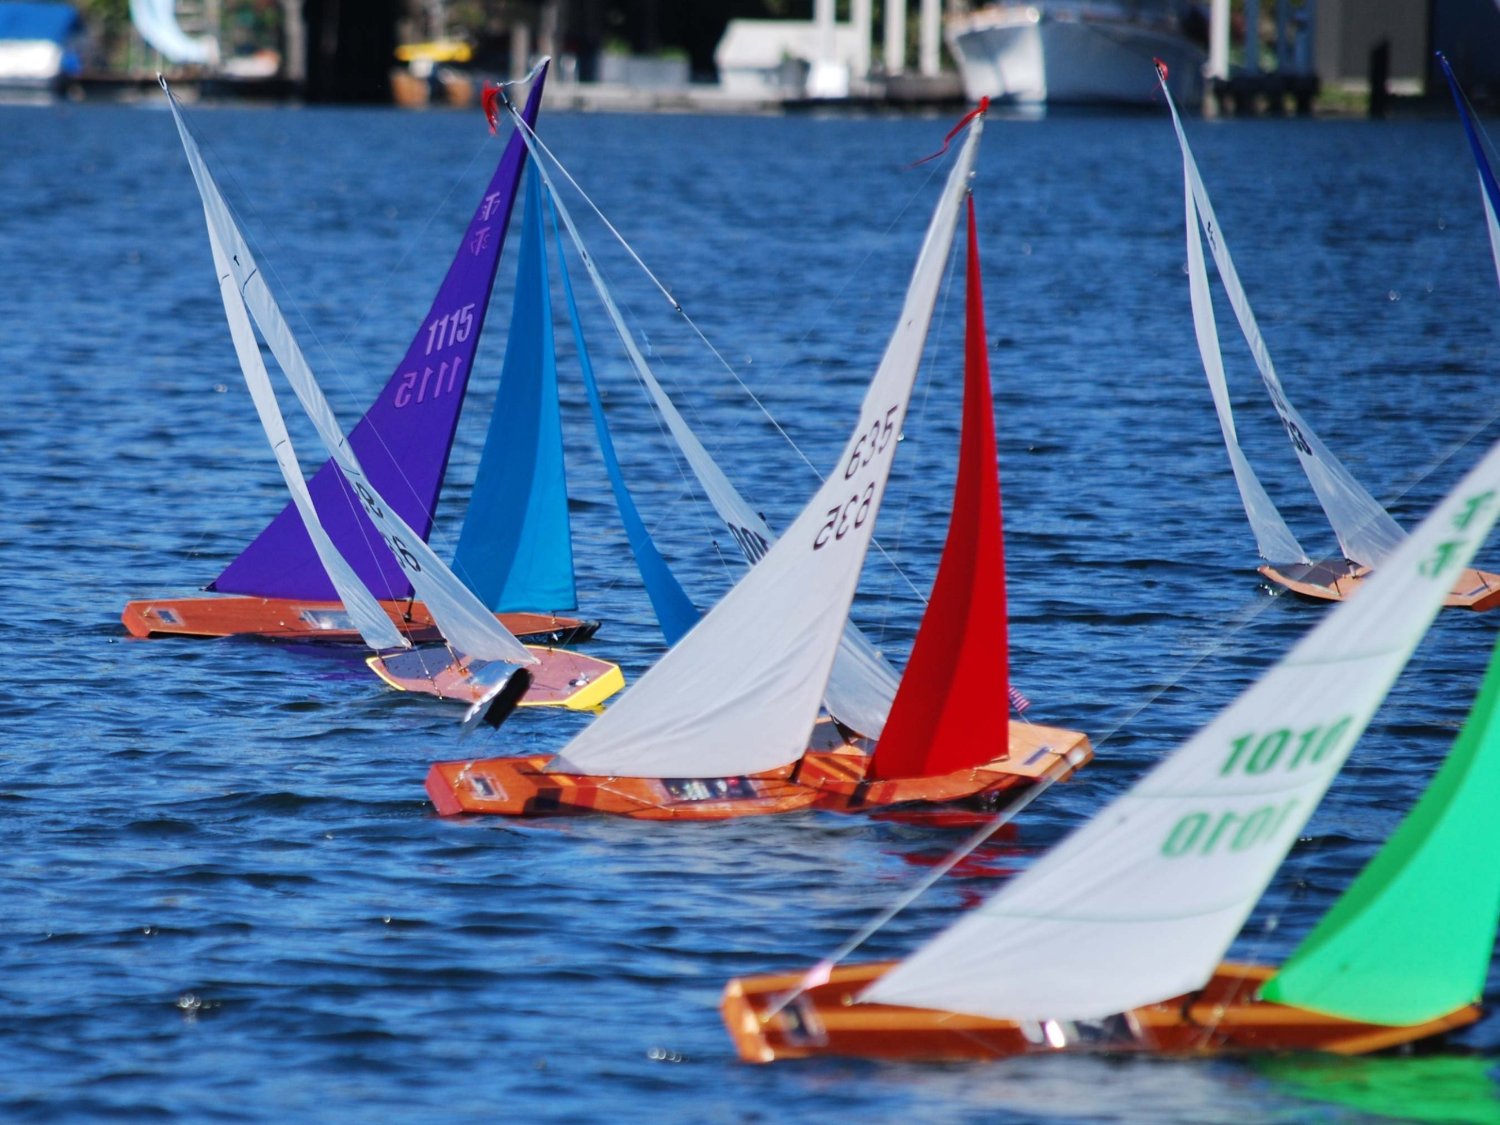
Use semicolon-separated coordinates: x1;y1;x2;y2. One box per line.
452;164;576;611
545;190;700;644
1439;53;1500;221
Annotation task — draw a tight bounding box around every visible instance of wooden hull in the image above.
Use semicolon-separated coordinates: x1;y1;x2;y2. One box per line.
370;646;624;711
424;720;1091;820
1260;562;1500;612
721;961;1481;1063
122;594;599;646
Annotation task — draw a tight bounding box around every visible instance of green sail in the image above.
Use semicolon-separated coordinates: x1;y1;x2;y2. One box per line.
1260;636;1500;1025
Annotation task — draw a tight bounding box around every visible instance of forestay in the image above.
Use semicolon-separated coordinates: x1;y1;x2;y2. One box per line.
165;85;536;666
1164;81;1406;570
516;117;900;740
547;119;983;778
865;435;1500;1022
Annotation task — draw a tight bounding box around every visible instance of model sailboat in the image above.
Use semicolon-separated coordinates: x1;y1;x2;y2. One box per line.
1163;66;1500;611
155;77;622;714
426;103;1092;819
723;410;1500;1061
122;60;599;648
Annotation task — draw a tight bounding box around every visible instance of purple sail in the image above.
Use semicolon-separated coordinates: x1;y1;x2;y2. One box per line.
212;63;549;601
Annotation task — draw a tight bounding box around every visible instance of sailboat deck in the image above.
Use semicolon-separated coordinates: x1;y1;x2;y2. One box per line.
369;645;624;711
424;719;1091;820
1260;564;1500;611
721;961;1481;1063
121;593;599;645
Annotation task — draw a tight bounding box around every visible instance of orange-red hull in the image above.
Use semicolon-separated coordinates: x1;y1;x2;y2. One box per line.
1260;563;1500;612
425;720;1091;820
121;594;599;645
721;961;1481;1063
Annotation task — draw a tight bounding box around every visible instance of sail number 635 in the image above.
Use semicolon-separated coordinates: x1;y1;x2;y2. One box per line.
844;404;901;481
814;482;876;550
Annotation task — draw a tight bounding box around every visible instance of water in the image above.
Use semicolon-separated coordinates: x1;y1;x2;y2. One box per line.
4;97;1500;1121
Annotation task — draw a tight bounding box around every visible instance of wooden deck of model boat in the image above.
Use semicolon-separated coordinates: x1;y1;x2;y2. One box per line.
721;960;1481;1063
121;594;599;645
370;645;624;710
1260;562;1500;611
424;719;1091;820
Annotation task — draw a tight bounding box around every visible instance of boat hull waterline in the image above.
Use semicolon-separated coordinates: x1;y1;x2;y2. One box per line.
721;961;1480;1063
121;595;599;646
1259;564;1500;611
425;720;1091;819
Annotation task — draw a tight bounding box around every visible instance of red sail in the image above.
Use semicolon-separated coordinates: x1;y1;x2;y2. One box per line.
868;196;1008;779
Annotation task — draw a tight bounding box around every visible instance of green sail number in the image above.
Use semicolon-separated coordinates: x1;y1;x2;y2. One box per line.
1220;716;1353;778
1161;798;1300;859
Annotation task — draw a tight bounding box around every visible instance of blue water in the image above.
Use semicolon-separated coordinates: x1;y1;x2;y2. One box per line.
6;96;1500;1122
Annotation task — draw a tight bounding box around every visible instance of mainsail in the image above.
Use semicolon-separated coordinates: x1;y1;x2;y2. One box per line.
513;115;901;739
450;163;576;613
546;117;984;778
214;64;547;602
165;84;536;666
869;197;1009;780
1163;77;1406;570
865;435;1500;1021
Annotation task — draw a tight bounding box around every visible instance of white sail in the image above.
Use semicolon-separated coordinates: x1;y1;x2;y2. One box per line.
867;437;1500;1022
1181;144;1307;565
204;227;408;652
548;122;982;778
165;85;536;666
131;0;215;65
1165;88;1406;570
520;129;900;739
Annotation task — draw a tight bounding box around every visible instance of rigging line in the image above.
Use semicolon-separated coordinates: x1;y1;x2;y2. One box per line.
506;99;950;599
543;187;740;592
765;577;1310;1013
763;745;1087;1021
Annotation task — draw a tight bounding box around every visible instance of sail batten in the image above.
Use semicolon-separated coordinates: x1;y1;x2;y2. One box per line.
864;398;1500;1023
166;86;536;666
545;121;983;779
517;117;901;739
214;67;546;602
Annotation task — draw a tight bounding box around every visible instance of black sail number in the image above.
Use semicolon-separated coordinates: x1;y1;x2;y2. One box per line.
844;404;901;480
353;479;422;574
814;482;876;550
